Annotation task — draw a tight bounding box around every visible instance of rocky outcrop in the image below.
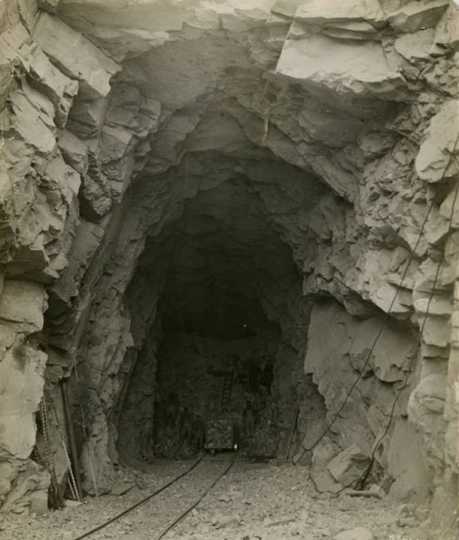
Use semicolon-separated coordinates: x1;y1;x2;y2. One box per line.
305;300;429;499
0;2;457;534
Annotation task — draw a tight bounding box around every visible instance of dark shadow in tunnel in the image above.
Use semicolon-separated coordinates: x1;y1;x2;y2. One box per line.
117;175;307;465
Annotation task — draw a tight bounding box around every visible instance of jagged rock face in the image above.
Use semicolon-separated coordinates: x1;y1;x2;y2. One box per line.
0;0;458;528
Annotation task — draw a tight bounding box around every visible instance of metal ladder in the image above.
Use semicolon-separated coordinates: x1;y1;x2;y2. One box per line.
220;370;233;412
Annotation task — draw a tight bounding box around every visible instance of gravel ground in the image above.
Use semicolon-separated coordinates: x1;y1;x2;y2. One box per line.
0;458;426;540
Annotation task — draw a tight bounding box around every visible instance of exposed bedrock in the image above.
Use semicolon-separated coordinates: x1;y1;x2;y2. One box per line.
0;0;458;534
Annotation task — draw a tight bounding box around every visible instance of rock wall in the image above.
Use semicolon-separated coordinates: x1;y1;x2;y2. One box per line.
304;300;429;500
0;1;457;531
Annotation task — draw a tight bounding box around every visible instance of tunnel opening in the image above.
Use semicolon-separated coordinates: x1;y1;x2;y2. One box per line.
27;80;432;513
117;173;316;464
152;321;279;459
2;3;457;532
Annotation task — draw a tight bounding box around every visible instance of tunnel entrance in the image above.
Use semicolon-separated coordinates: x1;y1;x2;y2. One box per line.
1;0;455;527
117;173;311;464
153;327;278;458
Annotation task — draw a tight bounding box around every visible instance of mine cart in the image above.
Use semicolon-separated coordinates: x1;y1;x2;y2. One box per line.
204;416;237;451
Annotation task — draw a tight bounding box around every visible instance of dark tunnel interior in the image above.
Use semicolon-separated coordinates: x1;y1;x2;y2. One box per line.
116;173;313;463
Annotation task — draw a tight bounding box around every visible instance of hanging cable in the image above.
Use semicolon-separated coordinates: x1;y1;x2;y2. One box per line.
355;148;459;490
294;206;434;462
295;138;459;466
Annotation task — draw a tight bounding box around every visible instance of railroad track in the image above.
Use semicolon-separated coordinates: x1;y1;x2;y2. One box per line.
73;456;237;540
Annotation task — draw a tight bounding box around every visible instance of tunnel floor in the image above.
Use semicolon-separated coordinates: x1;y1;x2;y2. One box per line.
1;459;422;540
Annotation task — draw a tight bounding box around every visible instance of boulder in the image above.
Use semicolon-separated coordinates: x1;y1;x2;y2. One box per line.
440;185;459;230
387;0;449;33
45;154;81;206
408;374;448;471
50;219;104;308
58;129;89;175
415;100;459;183
0;462;16;505
0;280;47;332
100;124;134;164
9;85;56;154
410;375;446;416
80;172;112;221
0;337;47;460
276;34;405;99
28;46;78;127
295;0;384;26
413;292;452;316
387;418;431;501
0;21;32;68
394;29;435;61
420;316;451;349
0;461;50;514
434;4;459;50
67;97;107;139
33;12;120;98
327;444;371;486
16;0;40;32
